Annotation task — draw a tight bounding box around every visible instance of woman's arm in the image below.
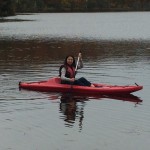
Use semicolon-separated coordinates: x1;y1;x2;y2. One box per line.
60;67;72;82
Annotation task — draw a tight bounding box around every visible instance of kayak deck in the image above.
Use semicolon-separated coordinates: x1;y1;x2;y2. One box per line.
19;77;143;95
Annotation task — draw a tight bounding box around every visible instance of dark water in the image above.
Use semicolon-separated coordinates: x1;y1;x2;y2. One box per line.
0;13;150;150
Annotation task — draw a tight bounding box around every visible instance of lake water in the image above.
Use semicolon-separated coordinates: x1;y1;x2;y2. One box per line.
0;12;150;150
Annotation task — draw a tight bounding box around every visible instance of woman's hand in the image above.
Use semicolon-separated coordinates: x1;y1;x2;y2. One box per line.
78;52;82;60
70;78;75;82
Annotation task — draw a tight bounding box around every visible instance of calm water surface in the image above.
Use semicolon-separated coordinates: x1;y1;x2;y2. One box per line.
1;12;150;40
0;12;150;150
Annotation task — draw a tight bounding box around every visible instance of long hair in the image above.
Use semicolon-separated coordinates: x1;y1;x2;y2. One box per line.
64;55;76;67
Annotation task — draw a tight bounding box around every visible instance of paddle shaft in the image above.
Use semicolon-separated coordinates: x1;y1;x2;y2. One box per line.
75;51;82;73
70;52;81;91
75;55;80;72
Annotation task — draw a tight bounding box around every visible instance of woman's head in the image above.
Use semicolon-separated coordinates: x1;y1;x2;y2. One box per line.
64;55;76;67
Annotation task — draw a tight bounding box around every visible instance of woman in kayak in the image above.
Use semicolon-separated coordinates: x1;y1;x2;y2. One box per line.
59;53;95;87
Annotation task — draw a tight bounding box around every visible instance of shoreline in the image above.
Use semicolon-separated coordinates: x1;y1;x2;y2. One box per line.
1;9;149;19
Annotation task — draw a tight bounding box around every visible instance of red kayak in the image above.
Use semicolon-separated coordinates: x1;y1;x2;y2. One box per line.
19;77;143;95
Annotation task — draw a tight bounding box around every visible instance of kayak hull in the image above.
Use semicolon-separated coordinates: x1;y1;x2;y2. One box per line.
19;77;143;95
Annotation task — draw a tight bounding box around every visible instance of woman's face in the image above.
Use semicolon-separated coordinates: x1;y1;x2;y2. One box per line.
67;56;74;65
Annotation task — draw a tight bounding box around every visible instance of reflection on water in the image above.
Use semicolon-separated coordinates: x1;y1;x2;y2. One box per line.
0;39;150;63
0;39;150;86
52;93;143;131
59;94;87;131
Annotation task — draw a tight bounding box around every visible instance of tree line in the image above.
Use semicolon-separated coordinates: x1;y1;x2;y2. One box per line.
0;0;150;17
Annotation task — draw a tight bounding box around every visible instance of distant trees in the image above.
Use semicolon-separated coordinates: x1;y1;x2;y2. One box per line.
16;0;46;12
0;0;150;17
0;0;16;17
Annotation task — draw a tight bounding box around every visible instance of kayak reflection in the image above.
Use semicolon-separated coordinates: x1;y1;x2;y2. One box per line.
58;93;142;130
55;93;143;104
94;94;143;105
